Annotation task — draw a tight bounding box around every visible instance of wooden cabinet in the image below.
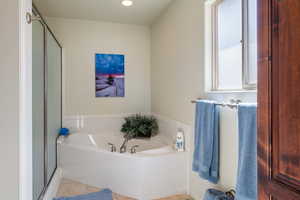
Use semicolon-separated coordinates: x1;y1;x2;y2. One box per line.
258;0;300;199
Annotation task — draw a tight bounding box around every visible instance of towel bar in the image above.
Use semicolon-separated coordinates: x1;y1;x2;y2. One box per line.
191;98;241;109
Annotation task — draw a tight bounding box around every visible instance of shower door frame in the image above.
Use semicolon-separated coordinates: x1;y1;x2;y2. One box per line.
32;4;63;200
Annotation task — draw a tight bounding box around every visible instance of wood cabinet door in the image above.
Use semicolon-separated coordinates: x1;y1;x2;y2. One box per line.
258;0;300;199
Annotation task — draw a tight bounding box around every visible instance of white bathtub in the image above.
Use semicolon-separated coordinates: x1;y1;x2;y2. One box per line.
57;133;188;200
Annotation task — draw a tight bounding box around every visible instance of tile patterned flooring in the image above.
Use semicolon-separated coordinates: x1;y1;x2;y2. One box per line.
56;179;193;200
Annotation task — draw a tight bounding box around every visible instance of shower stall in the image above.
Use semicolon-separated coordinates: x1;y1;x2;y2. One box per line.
32;5;62;200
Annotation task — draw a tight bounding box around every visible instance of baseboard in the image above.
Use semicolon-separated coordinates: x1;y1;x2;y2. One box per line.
43;168;63;200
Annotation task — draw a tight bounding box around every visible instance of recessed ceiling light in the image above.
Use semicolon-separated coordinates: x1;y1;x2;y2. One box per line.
122;0;133;7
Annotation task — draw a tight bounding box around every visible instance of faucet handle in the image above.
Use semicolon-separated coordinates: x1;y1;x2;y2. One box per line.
130;145;139;154
108;143;116;152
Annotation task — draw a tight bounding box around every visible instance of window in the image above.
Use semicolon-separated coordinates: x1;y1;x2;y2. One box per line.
206;0;257;91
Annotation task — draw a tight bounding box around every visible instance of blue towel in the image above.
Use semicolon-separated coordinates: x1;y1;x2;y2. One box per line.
53;189;113;200
193;100;220;184
236;104;257;200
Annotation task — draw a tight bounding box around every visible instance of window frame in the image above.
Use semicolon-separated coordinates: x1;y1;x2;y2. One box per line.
208;0;257;92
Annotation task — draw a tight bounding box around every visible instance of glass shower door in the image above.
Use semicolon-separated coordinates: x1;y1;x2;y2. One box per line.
32;7;62;199
46;30;62;182
32;20;45;200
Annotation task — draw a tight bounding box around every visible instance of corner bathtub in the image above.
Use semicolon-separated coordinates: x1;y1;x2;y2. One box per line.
57;133;188;200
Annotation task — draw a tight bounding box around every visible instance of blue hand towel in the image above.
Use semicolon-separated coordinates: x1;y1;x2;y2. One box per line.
53;189;113;200
193;100;220;184
236;104;257;200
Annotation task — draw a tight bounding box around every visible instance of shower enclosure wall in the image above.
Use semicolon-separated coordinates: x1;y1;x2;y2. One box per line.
32;5;62;200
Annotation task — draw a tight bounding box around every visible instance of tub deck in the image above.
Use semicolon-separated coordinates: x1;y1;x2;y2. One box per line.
57;178;193;200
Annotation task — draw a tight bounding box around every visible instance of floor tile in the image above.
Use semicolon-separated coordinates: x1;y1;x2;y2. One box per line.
56;179;193;200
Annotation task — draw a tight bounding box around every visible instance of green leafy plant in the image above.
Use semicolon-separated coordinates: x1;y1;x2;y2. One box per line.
121;114;159;139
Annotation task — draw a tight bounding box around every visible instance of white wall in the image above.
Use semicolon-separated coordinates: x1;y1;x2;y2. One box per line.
0;1;20;199
46;18;151;116
151;0;204;124
151;0;256;199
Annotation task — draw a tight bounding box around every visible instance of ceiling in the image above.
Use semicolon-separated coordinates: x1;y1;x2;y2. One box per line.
33;0;173;26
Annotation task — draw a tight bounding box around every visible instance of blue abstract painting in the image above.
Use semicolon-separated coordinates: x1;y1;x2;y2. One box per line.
95;54;125;97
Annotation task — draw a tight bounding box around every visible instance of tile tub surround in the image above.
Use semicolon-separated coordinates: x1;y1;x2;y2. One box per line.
57;179;193;200
63;114;191;148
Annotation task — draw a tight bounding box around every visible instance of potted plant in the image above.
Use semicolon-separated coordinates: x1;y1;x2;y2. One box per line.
119;114;158;153
121;114;159;140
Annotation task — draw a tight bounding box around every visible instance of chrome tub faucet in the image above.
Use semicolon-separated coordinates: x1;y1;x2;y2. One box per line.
120;138;129;153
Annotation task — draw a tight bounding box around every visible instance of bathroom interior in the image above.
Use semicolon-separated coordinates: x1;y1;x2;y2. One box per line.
32;0;257;199
3;0;300;200
32;0;257;200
